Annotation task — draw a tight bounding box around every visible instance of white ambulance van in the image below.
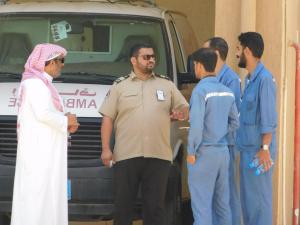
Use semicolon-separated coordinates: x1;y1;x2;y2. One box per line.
0;1;198;224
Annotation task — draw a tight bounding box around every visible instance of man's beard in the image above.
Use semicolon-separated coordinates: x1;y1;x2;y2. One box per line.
142;64;154;74
238;52;247;68
144;67;153;74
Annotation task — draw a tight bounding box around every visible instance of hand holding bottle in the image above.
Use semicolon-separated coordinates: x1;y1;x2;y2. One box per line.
249;157;274;176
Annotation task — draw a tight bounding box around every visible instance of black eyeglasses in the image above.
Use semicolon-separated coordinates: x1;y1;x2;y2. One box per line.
140;54;156;60
55;58;65;64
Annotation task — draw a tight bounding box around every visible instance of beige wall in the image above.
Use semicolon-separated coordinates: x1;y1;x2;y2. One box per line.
214;0;241;72
283;0;300;224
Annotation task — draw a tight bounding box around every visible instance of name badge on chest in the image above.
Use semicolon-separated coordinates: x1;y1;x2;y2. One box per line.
156;90;165;101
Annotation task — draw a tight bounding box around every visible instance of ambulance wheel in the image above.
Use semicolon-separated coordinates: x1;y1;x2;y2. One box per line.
164;163;182;225
0;213;10;225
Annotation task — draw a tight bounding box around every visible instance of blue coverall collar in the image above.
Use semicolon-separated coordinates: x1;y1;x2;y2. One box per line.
216;64;229;82
200;75;217;84
248;62;264;82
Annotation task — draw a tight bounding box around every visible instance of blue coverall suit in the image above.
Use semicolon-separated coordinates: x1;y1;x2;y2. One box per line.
188;76;239;225
213;64;242;225
236;62;277;225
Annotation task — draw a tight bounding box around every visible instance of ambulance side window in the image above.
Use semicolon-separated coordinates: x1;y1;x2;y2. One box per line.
170;13;198;58
169;21;185;73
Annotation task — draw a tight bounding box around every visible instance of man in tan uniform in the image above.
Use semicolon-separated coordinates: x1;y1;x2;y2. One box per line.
99;43;189;225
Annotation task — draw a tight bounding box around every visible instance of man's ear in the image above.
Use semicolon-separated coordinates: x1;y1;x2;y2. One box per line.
130;56;136;66
244;47;252;57
199;63;205;73
194;62;203;79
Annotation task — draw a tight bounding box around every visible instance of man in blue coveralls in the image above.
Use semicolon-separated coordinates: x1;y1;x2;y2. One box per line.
236;32;277;225
187;47;239;225
203;37;242;225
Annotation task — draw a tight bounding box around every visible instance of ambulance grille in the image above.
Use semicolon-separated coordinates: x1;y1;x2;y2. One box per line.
67;118;102;160
0;117;17;159
0;117;102;161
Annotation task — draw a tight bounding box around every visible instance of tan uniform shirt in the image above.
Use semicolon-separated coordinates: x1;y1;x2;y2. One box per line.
99;71;189;162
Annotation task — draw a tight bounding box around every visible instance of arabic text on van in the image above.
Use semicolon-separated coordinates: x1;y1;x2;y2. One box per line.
8;88;98;109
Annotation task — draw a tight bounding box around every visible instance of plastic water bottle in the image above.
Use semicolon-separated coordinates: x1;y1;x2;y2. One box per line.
255;164;265;175
249;157;259;169
249;157;274;175
255;160;274;176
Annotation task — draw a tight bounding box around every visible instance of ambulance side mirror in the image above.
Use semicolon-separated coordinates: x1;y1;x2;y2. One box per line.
177;54;198;85
177;72;198;85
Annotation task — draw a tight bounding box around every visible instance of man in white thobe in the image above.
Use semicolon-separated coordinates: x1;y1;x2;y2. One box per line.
10;43;79;225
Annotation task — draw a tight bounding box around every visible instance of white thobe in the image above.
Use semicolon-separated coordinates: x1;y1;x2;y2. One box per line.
11;73;68;225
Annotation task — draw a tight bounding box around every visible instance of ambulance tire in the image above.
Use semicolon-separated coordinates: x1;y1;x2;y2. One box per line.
164;163;182;225
0;213;10;225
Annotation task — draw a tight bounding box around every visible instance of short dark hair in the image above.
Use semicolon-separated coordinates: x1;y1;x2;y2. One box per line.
191;48;217;72
238;32;264;58
207;37;228;61
129;43;154;58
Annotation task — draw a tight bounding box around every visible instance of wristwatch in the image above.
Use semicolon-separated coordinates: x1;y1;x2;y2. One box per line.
262;144;270;151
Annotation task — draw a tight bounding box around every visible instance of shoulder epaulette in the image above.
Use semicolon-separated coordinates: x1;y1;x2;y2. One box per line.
114;75;130;84
155;73;170;80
